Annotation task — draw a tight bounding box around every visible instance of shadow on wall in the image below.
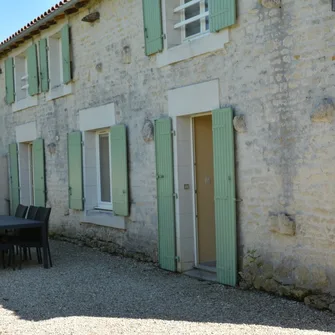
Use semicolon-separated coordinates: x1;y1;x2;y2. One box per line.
0;241;334;332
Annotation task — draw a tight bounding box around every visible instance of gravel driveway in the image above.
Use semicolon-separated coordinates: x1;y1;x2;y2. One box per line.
0;241;334;335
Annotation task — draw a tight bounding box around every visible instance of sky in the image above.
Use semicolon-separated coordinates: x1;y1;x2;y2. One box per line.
0;0;57;42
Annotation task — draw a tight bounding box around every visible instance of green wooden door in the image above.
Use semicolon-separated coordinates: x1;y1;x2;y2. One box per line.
68;132;83;210
110;125;129;216
212;108;237;286
33;139;46;207
9;143;19;215
155;118;176;272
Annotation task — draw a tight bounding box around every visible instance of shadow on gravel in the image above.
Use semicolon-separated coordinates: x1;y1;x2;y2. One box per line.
0;241;334;332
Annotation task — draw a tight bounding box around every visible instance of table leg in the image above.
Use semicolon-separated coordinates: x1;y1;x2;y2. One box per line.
41;223;49;269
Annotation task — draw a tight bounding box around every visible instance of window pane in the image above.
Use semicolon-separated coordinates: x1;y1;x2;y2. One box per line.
99;134;111;203
185;1;200;38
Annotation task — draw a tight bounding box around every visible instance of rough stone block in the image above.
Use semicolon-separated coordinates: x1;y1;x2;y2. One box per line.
311;103;334;123
233;115;247;133
261;0;281;8
269;214;296;236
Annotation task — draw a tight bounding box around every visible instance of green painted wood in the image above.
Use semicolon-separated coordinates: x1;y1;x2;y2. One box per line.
61;24;72;84
39;39;49;93
9;143;19;215
68;132;83;210
212;108;237;286
142;0;163;56
110;125;129;216
5;58;15;104
155;118;176;272
32;139;46;207
209;0;236;32
27;44;39;96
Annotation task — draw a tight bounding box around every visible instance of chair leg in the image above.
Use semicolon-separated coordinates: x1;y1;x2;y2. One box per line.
19;247;22;270
28;248;32;260
1;250;5;269
47;244;52;268
36;248;42;264
11;247;15;271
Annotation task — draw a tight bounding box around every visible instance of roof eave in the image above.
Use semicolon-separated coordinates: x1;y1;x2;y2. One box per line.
0;0;89;56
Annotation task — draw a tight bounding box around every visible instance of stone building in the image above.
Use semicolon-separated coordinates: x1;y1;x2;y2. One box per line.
0;0;335;307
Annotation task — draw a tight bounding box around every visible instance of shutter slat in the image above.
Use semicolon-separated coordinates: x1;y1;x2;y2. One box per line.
155;118;176;272
27;44;39;96
68;132;83;210
61;24;72;84
5;58;15;104
209;0;236;32
212;108;237;286
9;144;20;215
33;139;46;207
142;0;163;56
110;125;129;216
39;39;49;93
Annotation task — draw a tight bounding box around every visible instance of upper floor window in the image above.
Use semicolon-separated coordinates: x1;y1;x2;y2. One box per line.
175;0;209;41
14;52;29;102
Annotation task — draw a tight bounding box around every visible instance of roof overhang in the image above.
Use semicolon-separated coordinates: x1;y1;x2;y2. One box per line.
0;0;90;57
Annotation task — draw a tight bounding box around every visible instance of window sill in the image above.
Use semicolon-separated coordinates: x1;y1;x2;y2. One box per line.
157;29;229;68
80;209;126;230
13;96;38;112
46;83;73;101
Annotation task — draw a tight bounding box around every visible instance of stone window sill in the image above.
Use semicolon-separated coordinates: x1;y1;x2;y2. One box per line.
80;208;126;230
13;96;38;112
46;83;73;101
157;29;229;68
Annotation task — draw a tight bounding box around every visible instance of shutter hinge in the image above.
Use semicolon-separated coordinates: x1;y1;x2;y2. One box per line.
162;33;166;39
173;193;178;199
81;141;84;146
175;256;180;262
171;130;176;136
83;197;86;203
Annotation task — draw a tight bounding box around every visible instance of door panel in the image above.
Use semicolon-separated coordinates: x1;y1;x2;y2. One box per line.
194;115;216;264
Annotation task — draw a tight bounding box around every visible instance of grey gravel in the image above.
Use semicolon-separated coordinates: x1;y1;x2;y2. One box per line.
0;241;334;335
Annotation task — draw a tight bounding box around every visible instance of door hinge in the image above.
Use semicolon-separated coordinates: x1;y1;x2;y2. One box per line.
173;193;178;199
171;130;176;136
175;256;180;262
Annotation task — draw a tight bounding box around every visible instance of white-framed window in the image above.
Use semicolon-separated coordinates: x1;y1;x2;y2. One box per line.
96;129;113;210
14;53;29;102
175;0;209;41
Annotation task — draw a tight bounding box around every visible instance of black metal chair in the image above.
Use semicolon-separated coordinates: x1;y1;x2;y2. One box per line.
15;207;52;269
14;204;28;218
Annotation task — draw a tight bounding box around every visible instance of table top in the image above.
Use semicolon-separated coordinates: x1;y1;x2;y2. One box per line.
0;216;42;229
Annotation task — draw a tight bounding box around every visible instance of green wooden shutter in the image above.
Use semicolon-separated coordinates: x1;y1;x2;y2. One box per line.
33;139;46;207
5;58;15;104
39;39;49;93
212;108;237;286
110;125;129;216
209;0;236;32
155;118;176;272
142;0;163;56
68;132;83;210
61;24;72;84
27;44;39;96
9;143;19;215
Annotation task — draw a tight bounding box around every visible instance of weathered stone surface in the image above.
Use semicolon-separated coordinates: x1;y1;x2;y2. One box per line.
269;214;295;236
304;294;335;310
233;115;247;133
261;0;281;8
142;119;154;143
311;102;334;123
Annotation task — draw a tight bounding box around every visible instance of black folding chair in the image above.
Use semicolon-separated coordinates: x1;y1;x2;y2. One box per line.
15;207;52;269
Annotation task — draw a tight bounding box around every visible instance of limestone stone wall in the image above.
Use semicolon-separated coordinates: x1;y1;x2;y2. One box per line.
0;0;334;301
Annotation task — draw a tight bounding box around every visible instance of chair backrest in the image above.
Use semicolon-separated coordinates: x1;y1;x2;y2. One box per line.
26;206;39;220
36;207;52;233
15;204;28;218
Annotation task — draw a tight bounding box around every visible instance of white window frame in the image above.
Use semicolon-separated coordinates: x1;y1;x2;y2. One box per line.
174;0;209;41
96;129;113;210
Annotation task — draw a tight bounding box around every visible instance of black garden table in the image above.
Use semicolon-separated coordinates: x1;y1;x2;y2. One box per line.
0;216;49;269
